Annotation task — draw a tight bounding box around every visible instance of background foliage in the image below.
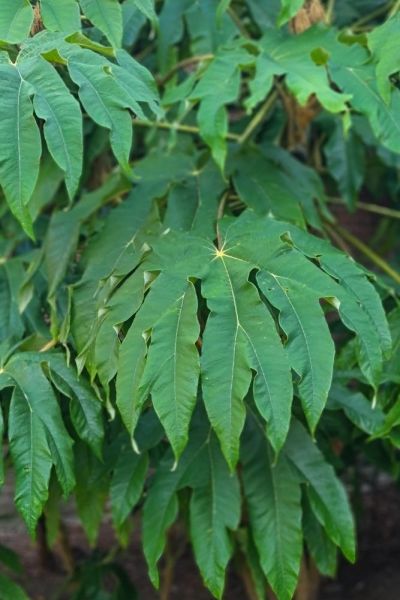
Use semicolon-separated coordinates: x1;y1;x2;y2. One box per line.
1;0;400;598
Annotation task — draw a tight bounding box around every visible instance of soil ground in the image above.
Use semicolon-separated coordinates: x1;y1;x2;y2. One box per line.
1;473;399;600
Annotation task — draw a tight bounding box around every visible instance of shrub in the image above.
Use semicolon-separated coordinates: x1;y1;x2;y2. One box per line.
0;1;399;598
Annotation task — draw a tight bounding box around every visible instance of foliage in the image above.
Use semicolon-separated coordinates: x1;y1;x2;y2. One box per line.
0;1;400;599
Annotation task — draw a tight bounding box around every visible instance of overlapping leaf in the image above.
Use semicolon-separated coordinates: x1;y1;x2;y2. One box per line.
116;210;388;469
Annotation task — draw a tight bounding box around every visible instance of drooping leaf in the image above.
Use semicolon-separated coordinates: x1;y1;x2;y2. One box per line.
111;444;148;529
285;419;356;562
190;436;241;598
79;0;123;47
8;386;52;535
40;0;81;34
6;358;75;498
242;417;302;600
19;56;83;200
0;0;33;43
324;120;365;210
0;64;42;236
139;281;200;460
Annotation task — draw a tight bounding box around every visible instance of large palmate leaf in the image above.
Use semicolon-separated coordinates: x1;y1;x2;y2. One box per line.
117;210;388;469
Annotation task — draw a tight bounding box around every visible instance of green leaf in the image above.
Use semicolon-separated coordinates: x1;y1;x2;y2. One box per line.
368;14;400;104
139;281;200;461
328;384;385;435
143;427;207;587
285;419;356;562
132;0;157;23
64;48;133;171
257;267;335;434
8;387;52;535
75;442;109;545
0;572;29;600
6;358;75;498
116;275;189;441
45;353;104;458
190;47;250;170
242;418;302;600
111;443;148;529
201;253;292;468
40;0;81;34
0;64;42;236
277;0;305;26
79;0;123;47
0;404;4;488
303;494;337;577
231;148;306;227
248;28;351;113
329;43;400;154
324;120;365;210
0;0;33;43
19;57;83;200
190;436;241;599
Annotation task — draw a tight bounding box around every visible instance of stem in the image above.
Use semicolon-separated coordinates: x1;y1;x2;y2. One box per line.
334;224;400;285
158;54;214;86
324;223;352;254
325;0;335;23
238;91;278;145
228;6;250;37
329;197;400;220
39;339;57;353
133;118;241;141
352;1;392;29
389;0;400;17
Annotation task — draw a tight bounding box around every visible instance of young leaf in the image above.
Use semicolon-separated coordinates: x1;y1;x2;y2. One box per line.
111;445;148;530
79;0;123;47
0;65;42;236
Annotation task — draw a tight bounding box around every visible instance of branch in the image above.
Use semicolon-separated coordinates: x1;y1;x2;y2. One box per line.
333;224;400;286
158;54;214;86
238;91;279;145
133;118;241;141
328;197;400;220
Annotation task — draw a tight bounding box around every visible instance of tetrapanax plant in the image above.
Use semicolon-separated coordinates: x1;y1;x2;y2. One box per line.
0;1;400;599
